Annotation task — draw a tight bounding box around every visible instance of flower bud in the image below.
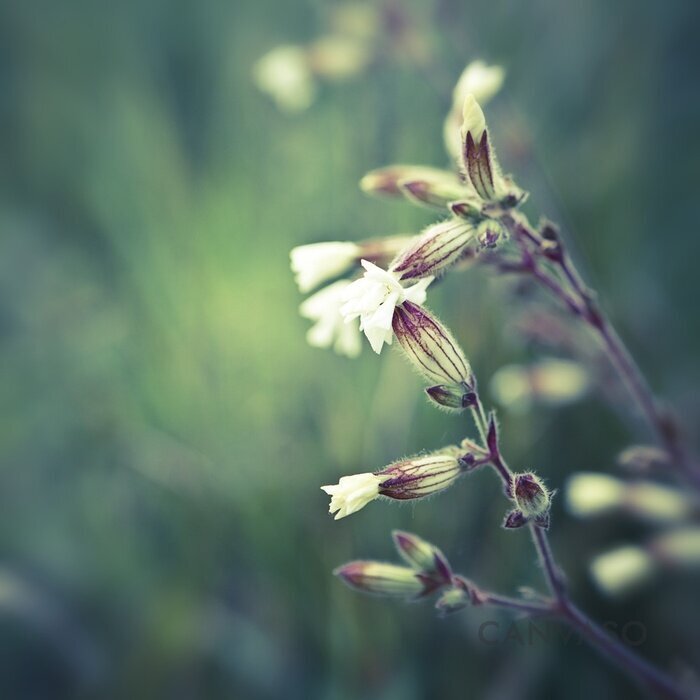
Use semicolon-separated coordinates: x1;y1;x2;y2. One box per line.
460;95;508;202
503;509;527;529
390;219;475;280
392;301;472;386
435;585;472;615
360;165;461;199
377;454;463;501
512;472;551;521
398;176;470;210
425;383;475;412
334;561;434;599
392;531;452;582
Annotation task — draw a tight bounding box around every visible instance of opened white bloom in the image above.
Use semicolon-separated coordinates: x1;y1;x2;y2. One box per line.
340;260;432;354
444;61;505;161
321;472;382;519
299;280;362;358
253;45;315;112
290;241;361;293
590;546;655;597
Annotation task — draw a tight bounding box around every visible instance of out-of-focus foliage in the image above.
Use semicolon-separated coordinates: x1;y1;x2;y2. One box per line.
1;0;699;697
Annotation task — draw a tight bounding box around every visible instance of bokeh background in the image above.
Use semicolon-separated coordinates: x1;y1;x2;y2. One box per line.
1;0;699;698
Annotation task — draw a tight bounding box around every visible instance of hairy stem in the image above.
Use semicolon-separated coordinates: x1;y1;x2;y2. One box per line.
469;395;684;698
499;213;700;489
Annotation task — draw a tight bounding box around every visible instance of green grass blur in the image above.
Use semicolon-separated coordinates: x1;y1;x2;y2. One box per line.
1;0;699;697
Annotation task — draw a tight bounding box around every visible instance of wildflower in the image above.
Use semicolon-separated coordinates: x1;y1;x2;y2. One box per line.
512;472;551;523
290;241;361;293
299;280;362;358
565;473;625;517
340;260;432;354
566;473;694;523
392;301;472;386
334;561;438;598
460;95;509;202
490;359;589;412
321;453;464;519
392;530;452;581
390;218;475;280
425;384;476;412
444;61;505;161
321;472;382;519
590;546;655;597
253;45;316;112
359;165;463;200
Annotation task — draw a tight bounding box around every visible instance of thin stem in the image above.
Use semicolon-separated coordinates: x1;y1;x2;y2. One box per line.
560;600;685;700
529;523;567;600
481;592;554;616
499;213;700;488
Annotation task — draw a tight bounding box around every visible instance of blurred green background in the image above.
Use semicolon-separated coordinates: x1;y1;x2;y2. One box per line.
1;0;699;698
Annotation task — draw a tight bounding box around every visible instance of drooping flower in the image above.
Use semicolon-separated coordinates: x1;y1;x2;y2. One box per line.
299;280;362;358
444;61;505;161
340;260;432;354
290;241;361;293
321;472;382;519
334;561;436;599
321;453;464;520
392;301;472;386
390;218;475;280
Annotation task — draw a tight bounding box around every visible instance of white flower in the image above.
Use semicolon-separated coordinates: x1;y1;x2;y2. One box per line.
444;61;505;160
253;45;316;113
290;241;361;293
590;546;655;597
321;472;382;519
340;260;432;354
566;473;625;517
299;280;362;358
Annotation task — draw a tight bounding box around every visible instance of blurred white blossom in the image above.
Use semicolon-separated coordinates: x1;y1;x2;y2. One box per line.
290;241;360;293
299;280;362;358
253;45;315;112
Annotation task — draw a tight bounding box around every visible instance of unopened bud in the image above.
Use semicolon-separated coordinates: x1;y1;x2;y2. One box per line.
512;472;551;521
377;454;463;501
393;301;472;386
503;509;527;529
360;165;460;199
334;561;433;598
392;531;452;582
425;383;475;411
435;585;471;615
460;95;509;202
476;219;505;249
398;175;470;210
391;219;475;280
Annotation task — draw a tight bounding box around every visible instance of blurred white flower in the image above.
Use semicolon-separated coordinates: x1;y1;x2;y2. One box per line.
290;241;361;293
566;473;625;517
340;260;432;354
299;280;362;358
590;546;655;597
253;45;315;112
444;61;505;161
321;472;382;519
307;36;371;80
491;358;589;412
